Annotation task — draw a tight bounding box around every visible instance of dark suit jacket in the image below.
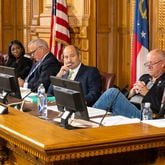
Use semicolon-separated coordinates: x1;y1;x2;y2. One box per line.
27;52;61;92
48;63;101;106
139;73;165;114
5;56;33;80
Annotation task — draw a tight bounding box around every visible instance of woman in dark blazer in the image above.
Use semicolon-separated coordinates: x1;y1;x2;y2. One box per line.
5;40;33;80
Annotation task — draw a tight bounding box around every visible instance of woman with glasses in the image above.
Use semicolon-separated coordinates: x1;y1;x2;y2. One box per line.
93;49;165;119
5;40;33;80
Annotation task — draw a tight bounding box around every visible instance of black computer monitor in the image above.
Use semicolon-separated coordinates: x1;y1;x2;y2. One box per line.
0;65;21;103
50;76;89;128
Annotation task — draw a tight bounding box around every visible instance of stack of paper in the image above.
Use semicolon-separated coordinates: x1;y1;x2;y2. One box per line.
141;119;165;128
48;106;141;127
90;115;140;126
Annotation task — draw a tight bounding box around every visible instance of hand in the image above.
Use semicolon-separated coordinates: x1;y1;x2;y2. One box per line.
56;63;71;77
18;77;24;87
134;81;149;96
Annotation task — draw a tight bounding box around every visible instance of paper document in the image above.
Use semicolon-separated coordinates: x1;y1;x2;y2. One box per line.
90;115;140;126
87;107;107;118
70;119;99;128
48;105;59;112
141;119;165;128
20;87;31;99
48;105;107;118
53;118;99;128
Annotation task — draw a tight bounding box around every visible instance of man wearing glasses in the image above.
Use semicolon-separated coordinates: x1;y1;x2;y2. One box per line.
18;38;61;92
93;49;165;119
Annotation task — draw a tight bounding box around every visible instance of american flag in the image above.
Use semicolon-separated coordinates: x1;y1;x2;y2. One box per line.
49;0;71;61
131;0;149;87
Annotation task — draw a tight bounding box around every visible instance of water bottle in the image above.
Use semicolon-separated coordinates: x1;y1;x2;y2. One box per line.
142;102;152;120
37;83;47;119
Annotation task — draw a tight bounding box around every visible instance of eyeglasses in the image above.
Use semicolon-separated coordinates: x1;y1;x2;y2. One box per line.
144;60;162;67
28;47;40;56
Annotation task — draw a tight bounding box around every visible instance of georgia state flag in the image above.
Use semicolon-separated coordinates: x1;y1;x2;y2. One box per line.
131;0;149;87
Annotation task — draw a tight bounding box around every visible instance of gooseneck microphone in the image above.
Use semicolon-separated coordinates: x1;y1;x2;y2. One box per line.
99;89;121;127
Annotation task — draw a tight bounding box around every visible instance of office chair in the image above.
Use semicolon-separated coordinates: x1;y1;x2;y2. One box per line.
100;71;116;93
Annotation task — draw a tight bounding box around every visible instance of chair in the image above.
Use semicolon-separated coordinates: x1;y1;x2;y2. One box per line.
100;71;116;93
0;52;5;65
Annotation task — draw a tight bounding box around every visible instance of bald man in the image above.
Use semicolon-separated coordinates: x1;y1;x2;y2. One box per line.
48;45;101;106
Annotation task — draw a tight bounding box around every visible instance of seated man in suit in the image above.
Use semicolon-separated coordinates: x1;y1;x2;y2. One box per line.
18;38;61;92
48;45;101;106
93;49;165;119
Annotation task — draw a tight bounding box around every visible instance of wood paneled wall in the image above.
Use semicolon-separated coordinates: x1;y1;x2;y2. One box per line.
96;0;131;88
150;0;165;50
0;0;23;52
0;0;165;88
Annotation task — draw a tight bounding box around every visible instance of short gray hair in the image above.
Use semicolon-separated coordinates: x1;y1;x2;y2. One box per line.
151;49;165;59
28;38;48;48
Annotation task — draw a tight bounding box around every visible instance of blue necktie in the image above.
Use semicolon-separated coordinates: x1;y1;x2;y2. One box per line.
25;62;41;82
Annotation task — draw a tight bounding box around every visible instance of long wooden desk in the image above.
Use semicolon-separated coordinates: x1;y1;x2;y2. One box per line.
0;106;164;165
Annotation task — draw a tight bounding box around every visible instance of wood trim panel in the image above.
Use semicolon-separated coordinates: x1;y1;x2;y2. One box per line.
0;107;164;164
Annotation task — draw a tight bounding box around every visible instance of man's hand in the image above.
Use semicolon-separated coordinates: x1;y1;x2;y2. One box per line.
18;77;24;87
56;63;71;77
134;81;149;96
128;81;149;98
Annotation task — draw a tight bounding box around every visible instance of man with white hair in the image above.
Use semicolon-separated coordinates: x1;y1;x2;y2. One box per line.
93;49;165;118
18;38;61;92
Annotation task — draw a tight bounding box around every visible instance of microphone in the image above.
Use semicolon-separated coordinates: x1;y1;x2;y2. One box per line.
99;89;121;127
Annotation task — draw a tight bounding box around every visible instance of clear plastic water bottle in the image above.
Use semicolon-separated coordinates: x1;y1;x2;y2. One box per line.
37;83;47;119
142;102;152;120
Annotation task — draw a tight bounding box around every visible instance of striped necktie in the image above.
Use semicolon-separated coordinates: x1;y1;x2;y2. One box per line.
25;62;41;82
